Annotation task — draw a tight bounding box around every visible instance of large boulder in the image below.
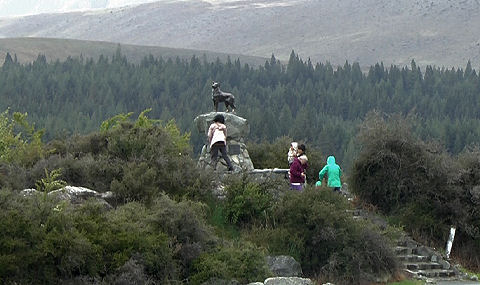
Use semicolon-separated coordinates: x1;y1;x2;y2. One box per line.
21;186;113;209
266;255;302;277
194;112;249;140
194;112;254;171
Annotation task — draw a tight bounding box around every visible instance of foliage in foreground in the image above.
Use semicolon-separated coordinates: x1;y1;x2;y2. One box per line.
190;241;270;284
0;192;193;284
0;111;404;284
241;185;398;285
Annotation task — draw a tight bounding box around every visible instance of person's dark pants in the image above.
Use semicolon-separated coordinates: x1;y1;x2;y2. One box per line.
210;142;234;171
333;187;341;192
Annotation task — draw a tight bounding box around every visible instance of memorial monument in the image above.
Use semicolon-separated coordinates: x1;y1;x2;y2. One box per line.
194;82;253;171
194;112;254;171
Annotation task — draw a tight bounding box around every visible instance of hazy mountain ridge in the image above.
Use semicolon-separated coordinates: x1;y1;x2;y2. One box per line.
0;37;269;67
0;0;479;68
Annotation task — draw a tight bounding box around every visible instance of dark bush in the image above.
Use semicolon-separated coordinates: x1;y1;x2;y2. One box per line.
146;194;217;279
268;187;398;284
349;112;480;269
190;241;271;285
449;147;480;268
0;190;102;284
350;112;453;215
110;161;157;204
223;175;275;226
0;163;28;190
32;121;212;201
0;189;224;283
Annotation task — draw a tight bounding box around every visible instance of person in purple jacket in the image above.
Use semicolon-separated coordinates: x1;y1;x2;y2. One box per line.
289;149;308;191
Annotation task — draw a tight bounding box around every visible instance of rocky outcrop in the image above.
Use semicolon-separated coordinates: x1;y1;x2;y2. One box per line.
266;255;302;277
194;112;254;171
21;186;113;208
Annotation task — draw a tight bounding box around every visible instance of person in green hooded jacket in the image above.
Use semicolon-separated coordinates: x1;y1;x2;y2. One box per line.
317;155;342;192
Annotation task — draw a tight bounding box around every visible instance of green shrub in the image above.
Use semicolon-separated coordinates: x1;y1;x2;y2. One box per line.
110;161;157;204
0;190;221;283
0;110;46;167
0;190;101;284
349;112;480;269
146;195;217;279
447;147;480;268
33;118;212;202
271;187;398;284
223;175;275;226
190;241;271;285
350;112;453;215
243;226;304;262
0;163;28;190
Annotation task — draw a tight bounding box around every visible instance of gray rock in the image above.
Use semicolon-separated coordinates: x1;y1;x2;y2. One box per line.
470;185;480;204
438;259;450;269
21;186;113;209
212;183;227;200
20;188;37;196
264;277;312;285
266;255;302;277
50;186;98;202
247;283;264;285
194;112;249;140
195;112;254;171
416;246;434;257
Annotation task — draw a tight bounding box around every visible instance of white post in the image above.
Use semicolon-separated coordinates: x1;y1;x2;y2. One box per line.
445;227;456;259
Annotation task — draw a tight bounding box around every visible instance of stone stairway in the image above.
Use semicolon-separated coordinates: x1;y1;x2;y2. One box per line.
395;236;458;281
347;206;461;282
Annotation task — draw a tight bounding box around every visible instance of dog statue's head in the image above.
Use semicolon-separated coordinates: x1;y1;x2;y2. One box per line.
212;81;220;90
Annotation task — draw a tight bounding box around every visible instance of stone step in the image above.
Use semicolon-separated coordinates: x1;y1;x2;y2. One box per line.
405;262;444;271
415;269;456;278
397;254;429;262
395;246;412;255
396;239;419;248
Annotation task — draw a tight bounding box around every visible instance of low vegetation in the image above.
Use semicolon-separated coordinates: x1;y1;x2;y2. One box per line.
0;110;401;284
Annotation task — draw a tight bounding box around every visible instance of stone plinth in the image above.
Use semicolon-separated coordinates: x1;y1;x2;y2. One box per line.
194;112;254;171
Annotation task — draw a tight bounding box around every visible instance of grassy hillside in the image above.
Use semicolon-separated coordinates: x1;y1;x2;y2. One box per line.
0;37;269;66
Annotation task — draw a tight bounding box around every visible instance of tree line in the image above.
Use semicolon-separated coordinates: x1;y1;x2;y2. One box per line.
2;49;480;171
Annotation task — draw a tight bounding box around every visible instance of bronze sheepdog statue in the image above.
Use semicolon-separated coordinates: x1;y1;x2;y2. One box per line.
212;81;236;112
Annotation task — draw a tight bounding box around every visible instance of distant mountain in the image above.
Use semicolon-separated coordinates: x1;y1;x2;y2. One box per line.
0;0;154;17
0;37;268;66
0;0;479;69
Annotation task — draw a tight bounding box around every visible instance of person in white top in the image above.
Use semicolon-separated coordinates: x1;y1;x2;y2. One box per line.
207;114;234;171
287;142;298;166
